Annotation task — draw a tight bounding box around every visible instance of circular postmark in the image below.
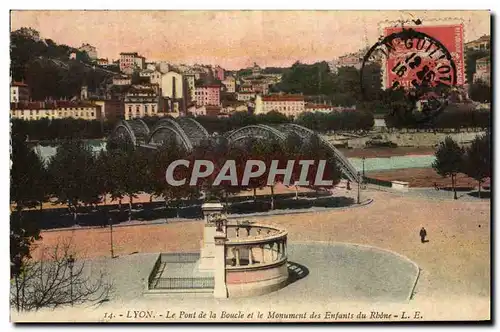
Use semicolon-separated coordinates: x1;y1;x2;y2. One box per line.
361;28;457;124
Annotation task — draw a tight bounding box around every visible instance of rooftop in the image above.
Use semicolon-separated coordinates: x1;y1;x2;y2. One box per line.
11;100;99;110
197;85;221;89
11;81;28;87
262;95;304;102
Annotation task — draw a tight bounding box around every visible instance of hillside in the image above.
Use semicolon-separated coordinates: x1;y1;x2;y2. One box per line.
10;28;117;100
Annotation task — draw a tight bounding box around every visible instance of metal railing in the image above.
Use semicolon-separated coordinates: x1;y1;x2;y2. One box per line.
148;255;162;289
148;253;214;290
154;277;214;289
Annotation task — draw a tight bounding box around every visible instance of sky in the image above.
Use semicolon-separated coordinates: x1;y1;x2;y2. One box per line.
10;10;490;70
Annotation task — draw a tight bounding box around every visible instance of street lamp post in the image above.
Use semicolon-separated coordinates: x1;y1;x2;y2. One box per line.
109;217;114;259
362;157;366;178
357;172;361;204
67;255;75;306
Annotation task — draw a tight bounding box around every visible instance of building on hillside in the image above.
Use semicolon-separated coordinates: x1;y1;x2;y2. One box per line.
305;103;336;113
329;53;363;74
222;76;236;93
96;58;109;66
190;105;223;117
221;101;248;115
139;69;155;79
195;85;221;106
113;75;132;86
254;94;305;117
146;62;157;71
251;62;262;76
158;61;170;74
185;69;201;80
10;82;30;103
184;74;196;103
174;64;191;73
160;71;184;99
119;52;146;74
213;65;225;81
236;91;256;102
123;84;161;120
465;35;490;51
10;101;102;121
80;85;88;100
79;43;97;60
473;56;491;85
90;99;124;121
239;83;254;93
159;71;186;116
150;70;163;85
250;81;269;95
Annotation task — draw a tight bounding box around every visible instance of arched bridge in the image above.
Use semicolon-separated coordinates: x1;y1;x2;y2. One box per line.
109;117;360;182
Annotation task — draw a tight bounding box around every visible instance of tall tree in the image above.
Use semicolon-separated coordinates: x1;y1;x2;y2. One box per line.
469;80;491;103
47;139;100;223
432;136;465;199
462;133;491;198
11;134;49;211
105;147;150;221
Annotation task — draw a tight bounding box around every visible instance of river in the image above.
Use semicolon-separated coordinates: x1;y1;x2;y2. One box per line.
33;141;436;172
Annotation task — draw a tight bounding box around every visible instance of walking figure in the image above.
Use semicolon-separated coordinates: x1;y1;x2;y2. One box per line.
419;227;427;243
434;182;439;191
347;180;351;190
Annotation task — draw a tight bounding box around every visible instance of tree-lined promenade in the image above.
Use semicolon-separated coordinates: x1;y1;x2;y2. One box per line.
432;133;491;199
12;132;343;223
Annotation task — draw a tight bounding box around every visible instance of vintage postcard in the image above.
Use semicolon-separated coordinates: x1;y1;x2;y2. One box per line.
9;10;491;323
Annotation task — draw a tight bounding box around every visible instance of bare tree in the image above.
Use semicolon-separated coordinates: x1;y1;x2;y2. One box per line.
11;240;113;311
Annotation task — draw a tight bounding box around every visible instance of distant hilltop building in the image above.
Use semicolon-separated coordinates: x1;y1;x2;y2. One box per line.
96;58;109;66
252;62;262;76
119;52;146;74
465;35;490;51
12;27;41;42
328;48;369;74
10;81;30;103
79;43;98;60
255;94;305;117
222;76;236;93
213;65;225;81
473;56;491;85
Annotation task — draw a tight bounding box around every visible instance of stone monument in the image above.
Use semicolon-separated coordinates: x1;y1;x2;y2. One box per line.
198;202;225;271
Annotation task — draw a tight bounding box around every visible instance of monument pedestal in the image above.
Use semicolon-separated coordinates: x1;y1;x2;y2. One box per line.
198;225;216;271
213;234;228;298
198;202;225;271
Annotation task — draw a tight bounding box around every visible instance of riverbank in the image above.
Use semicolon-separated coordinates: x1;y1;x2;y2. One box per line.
366;167;490;188
339;147;435;158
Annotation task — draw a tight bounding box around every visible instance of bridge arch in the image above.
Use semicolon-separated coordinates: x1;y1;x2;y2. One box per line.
128;118;150;144
147;118;194;151
279;123;360;182
176;117;210;146
111;120;139;146
225;124;286;143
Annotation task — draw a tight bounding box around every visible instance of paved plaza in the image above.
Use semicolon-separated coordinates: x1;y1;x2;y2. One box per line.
82;242;418;305
32;188;490;319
